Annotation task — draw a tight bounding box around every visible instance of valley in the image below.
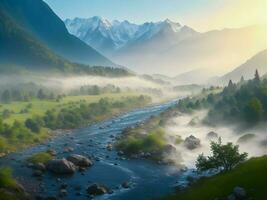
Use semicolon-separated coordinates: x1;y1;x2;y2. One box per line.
1;0;267;200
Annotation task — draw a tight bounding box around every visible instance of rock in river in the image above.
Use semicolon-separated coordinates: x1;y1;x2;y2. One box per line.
184;135;201;150
86;184;109;196
46;159;76;174
66;154;93;167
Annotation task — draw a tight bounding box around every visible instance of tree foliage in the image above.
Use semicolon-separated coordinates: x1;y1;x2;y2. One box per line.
196;138;248;172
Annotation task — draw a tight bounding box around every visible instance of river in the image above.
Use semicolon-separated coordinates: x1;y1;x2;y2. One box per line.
0;99;193;200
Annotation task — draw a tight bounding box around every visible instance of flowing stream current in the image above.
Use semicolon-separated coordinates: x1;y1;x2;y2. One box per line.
0;99;194;200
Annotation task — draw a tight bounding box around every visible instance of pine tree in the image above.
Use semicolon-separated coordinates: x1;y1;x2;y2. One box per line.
254;69;260;84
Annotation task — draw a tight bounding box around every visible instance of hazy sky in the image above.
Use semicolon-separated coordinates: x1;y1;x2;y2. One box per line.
44;0;267;31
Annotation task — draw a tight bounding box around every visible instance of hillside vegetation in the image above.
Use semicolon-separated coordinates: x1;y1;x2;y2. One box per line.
164;156;267;200
177;70;267;127
0;93;151;155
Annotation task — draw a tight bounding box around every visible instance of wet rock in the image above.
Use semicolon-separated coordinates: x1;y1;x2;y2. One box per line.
59;189;67;197
27;163;34;168
206;131;219;140
46;149;57;156
233;187;246;199
106;144;113;151
46;159;76;174
33;163;46;171
121;182;130;189
63;147;74;153
66;154;93;167
0;153;6;157
184;135;201;150
32;170;43;177
86;184;109;196
79;167;86;172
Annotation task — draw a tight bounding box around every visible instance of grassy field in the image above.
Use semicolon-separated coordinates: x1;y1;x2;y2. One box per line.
164;156;267;200
0;92;141;124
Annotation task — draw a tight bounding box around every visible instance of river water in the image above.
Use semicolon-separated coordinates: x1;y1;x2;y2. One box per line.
0;99;193;200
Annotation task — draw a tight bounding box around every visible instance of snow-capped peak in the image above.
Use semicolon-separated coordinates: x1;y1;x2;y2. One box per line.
64;17;195;53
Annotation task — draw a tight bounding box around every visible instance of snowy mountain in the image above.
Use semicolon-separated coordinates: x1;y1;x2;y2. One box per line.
64;17;195;55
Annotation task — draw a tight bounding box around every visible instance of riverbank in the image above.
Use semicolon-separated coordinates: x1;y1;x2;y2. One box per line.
115;106;181;164
0;99;179;200
0;94;152;158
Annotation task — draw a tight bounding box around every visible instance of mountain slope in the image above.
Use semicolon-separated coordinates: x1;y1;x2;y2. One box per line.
0;0;114;67
220;49;267;83
0;9;130;76
113;25;267;75
0;8;74;72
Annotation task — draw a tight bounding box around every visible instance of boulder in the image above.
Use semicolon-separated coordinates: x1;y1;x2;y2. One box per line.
46;159;76;174
106;144;113;151
86;184;108;196
184;135;201;150
66;154;93;167
46;149;57;156
233;187;246;199
59;189;67;197
206;131;219;140
121;181;130;189
63;147;74;153
33;163;46;171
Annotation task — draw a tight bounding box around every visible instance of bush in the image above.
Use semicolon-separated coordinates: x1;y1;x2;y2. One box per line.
196;138;248;172
0;168;16;188
27;152;53;164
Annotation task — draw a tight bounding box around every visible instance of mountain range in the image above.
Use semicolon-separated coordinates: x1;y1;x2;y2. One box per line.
219;49;267;84
0;0;114;72
65;17;267;77
65;17;197;56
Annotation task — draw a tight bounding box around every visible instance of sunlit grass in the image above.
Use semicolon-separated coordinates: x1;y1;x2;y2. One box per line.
164;156;267;200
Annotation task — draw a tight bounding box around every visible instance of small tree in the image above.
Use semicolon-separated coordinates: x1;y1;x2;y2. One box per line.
244;97;263;123
196;138;248;172
254;69;260;84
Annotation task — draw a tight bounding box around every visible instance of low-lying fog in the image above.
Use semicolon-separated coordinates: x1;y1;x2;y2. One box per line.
163;110;267;168
0;75;197;103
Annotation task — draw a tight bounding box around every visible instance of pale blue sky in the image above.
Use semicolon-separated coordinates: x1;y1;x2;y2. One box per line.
44;0;267;31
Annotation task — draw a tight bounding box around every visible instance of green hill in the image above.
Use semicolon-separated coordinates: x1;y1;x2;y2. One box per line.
0;8;130;76
0;0;114;67
165;156;267;200
0;9;75;72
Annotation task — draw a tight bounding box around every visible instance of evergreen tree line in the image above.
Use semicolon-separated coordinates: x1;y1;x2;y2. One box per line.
177;70;267;125
0;88;62;103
